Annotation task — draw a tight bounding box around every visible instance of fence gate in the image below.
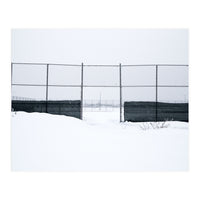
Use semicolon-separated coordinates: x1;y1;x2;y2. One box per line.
82;64;120;122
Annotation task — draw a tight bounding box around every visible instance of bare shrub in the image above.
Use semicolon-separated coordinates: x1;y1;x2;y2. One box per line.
139;121;169;130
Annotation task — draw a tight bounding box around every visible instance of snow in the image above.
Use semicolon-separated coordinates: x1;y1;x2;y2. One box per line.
11;110;188;171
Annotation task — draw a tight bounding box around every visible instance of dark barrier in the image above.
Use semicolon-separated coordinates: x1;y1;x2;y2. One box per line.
157;102;188;122
12;100;81;119
124;101;156;122
124;101;188;122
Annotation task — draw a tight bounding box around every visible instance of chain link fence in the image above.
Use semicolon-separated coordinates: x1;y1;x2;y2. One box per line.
11;62;188;122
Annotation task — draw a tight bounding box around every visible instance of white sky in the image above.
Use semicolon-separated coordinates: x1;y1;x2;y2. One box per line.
11;29;188;102
12;29;188;64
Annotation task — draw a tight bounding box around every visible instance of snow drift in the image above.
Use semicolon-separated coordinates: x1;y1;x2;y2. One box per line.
11;111;188;171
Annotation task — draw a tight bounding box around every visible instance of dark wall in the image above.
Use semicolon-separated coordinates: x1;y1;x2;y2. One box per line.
124;101;188;122
157;102;188;122
12;100;81;119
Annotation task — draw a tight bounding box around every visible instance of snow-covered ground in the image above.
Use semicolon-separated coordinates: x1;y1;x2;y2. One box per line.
11;110;188;171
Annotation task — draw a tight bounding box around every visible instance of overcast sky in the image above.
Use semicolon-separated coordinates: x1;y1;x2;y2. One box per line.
11;29;188;102
12;29;188;64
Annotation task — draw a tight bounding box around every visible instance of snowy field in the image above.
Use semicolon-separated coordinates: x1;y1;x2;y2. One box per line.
11;109;188;171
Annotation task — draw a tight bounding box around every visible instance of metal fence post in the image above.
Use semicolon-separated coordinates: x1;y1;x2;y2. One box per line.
155;65;158;121
11;63;13;85
81;63;84;119
11;63;13;110
119;63;122;122
46;64;49;113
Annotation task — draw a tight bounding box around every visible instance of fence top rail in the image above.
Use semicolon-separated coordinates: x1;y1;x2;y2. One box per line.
83;64;119;67
11;62;189;67
12;62;81;66
122;64;189;67
12;83;189;87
